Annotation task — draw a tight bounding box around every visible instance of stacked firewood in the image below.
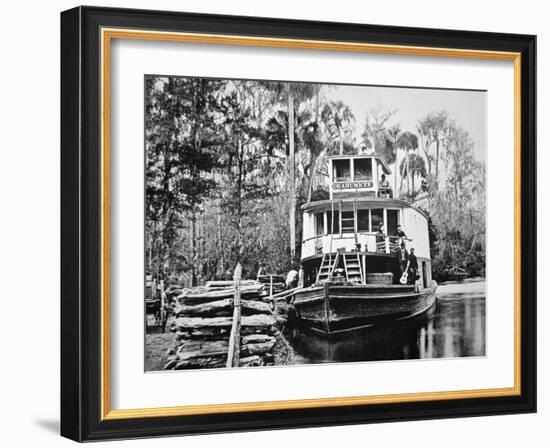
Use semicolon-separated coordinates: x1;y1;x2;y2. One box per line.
163;284;280;370
365;272;395;285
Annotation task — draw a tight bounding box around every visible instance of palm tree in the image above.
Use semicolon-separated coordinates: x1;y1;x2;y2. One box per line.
416;110;450;181
261;82;321;264
387;125;402;197
321;100;355;155
400;152;427;199
396;131;418;198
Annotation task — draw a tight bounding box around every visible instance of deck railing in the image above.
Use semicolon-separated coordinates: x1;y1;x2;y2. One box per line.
302;233;412;258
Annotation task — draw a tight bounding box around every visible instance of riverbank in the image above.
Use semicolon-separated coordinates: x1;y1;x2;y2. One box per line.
145;329;294;371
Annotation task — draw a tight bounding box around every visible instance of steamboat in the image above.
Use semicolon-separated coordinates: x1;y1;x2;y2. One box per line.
292;152;437;334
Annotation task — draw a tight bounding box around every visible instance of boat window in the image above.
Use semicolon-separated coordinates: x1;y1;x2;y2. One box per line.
341;210;355;233
387;209;399;235
327;210;340;234
333;159;351;182
371;209;384;232
314;212;324;236
354;158;372;181
357;209;370;232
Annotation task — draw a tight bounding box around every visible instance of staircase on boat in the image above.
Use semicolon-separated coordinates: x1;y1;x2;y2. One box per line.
316;253;336;283
343;253;364;284
316;251;365;284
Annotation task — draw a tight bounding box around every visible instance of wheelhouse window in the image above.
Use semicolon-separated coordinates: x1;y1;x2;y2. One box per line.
333;159;351;182
354;158;373;181
314;212;324;236
357;209;370;232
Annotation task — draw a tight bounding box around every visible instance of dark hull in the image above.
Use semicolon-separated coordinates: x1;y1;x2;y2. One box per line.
292;282;438;334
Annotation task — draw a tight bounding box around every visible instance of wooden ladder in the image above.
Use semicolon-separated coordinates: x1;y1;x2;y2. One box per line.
343;252;364;284
316;252;338;283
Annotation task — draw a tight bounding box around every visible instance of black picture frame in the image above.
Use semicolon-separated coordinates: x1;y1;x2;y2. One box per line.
61;5;536;442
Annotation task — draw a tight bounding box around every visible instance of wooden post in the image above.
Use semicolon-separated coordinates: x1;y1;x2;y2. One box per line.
298;266;304;288
362;254;367;285
383;208;389;253
226;263;242;368
269;275;273;300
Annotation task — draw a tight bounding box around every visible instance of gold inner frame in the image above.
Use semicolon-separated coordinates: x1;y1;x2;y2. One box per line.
100;27;522;421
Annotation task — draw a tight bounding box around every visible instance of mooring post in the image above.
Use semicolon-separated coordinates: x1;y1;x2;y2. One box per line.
226;263;242;368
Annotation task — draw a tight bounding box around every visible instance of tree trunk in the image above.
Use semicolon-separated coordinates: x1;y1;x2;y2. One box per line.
288;87;296;265
191;211;197;286
435;139;440;182
393;156;398;199
236;139;244;262
216;198;224;278
406;151;411;198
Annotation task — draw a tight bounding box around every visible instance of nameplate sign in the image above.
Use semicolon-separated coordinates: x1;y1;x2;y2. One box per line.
332;181;373;190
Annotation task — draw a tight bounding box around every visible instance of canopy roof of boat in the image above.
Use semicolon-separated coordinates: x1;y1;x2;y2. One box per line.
301;197;428;219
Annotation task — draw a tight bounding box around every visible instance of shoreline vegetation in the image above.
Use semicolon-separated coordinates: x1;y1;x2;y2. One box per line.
145;77;486;287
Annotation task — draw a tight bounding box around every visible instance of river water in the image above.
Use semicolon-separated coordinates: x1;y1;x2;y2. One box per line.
286;278;486;364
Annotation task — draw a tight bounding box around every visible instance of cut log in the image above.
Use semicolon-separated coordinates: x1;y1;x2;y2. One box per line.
173;340;229;361
174;357;226;370
172;314;277;331
174;329;231;340
177;285;265;305
241;341;276;356
174;298;272;318
170;339;276;362
238;355;263;367
205;280;259;290
241;334;276;344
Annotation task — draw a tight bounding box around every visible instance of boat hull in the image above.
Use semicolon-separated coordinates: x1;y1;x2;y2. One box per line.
292;282;438;334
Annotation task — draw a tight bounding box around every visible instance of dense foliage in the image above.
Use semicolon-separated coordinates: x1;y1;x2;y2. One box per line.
145;77;486;285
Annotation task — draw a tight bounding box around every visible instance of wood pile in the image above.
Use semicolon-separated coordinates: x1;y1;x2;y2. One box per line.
164;283;280;370
365;272;394;285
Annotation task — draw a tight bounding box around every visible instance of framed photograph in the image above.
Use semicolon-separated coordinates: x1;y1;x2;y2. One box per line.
60;6;536;441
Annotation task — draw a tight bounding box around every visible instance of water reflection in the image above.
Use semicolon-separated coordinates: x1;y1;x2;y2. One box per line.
287;279;486;364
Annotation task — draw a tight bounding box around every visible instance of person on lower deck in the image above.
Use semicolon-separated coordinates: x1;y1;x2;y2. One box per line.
408;248;418;285
395;224;408;250
286;267;299;289
397;242;409;276
376;224;386;252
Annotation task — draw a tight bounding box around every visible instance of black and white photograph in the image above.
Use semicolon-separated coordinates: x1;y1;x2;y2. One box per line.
144;76;487;371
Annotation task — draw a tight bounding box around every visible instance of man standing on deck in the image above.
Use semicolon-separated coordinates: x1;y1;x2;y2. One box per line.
397;242;409;277
408;248;418;285
286;266;299;289
376;224;386;252
396;224;408;248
